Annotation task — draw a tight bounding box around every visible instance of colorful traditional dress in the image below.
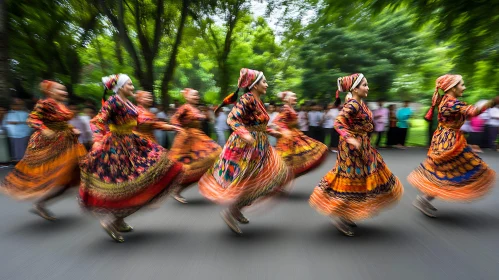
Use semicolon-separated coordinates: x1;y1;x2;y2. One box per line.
199;92;293;208
273;104;328;176
408;95;496;200
309;99;403;221
1;98;86;199
79;95;183;218
134;105;161;142
169;104;221;185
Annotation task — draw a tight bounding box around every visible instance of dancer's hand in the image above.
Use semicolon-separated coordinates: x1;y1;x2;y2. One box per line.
240;133;255;145
282;130;292;139
92;141;102;149
346;138;361;149
72;128;81;135
42;129;55;139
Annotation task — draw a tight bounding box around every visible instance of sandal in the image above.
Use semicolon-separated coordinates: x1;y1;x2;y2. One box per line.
30;205;57;221
221;210;242;235
100;220;125;243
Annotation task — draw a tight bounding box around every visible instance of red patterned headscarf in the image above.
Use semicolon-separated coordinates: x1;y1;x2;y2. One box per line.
424;74;462;121
335;73;364;105
40;80;57;95
214;68;264;114
238;68;264;89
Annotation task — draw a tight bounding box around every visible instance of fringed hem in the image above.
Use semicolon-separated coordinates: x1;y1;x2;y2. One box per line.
309;178;403;221
408;167;496;201
199;160;293;208
79;158;184;218
1;143;86;200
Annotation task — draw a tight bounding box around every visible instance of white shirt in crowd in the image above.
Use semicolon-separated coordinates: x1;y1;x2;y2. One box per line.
307;111;323;127
323;108;339;129
484;107;499;127
298;111;308;131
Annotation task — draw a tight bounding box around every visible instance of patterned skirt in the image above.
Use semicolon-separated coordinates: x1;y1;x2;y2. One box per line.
1;129;86;200
199;127;293;208
276;128;328;176
169;128;221;185
79;132;183;218
408;127;495;201
309;133;403;221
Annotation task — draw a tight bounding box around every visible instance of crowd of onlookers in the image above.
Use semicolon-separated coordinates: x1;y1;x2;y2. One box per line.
1;97;498;167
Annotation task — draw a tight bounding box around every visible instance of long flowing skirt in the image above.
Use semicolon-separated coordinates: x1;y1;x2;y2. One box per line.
408;127;495;201
169;128;221;185
199;128;293;208
79;132;183;218
1;129;86;199
310;133;403;221
276;128;328;176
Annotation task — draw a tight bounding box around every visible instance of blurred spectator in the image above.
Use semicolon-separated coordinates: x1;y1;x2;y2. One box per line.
215;108;229;146
3;98;31;161
68;104;92;150
373;99;389;148
482;106;499;150
396;100;413;149
324;103;339;152
298;105;309;136
0;106;10;165
386;104;398;147
468;115;485;153
308;102;324;142
267;102;278;147
153;104;169;148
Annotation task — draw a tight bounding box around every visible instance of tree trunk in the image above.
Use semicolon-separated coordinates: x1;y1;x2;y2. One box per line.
0;0;10;106
160;0;190;107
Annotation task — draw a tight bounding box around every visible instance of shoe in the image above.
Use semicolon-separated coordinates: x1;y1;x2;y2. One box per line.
413;197;436;218
172;194;188;204
114;219;134;232
30;205;57;221
342;218;357;228
221;210;242;235
233;210;249;224
420;196;437;211
100;220;125;243
333;218;354;236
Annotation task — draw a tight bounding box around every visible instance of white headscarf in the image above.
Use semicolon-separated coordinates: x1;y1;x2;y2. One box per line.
102;74;131;93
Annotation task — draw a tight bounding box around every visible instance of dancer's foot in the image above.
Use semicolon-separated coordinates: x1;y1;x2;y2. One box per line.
342;218;357;228
114;218;134;232
333;218;354;236
100;220;125;243
233;209;249;224
30;204;57;221
413;196;437;218
172;193;188;204
421;196;437;211
221;210;242;235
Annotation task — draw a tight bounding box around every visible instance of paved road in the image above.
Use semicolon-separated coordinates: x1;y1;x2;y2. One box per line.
0;148;498;280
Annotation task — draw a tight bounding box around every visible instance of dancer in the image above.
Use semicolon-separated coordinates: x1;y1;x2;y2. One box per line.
134;90;182;142
409;74;498;217
79;74;184;243
272;91;328;176
309;73;403;236
199;68;293;235
1;81;86;220
168;88;222;203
